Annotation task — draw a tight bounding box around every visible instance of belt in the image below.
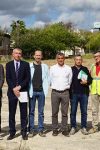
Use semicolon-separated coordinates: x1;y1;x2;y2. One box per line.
52;89;69;93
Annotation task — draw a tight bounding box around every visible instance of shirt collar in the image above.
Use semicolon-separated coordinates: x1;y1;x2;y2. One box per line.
14;60;20;68
74;65;82;70
14;60;20;63
57;63;65;68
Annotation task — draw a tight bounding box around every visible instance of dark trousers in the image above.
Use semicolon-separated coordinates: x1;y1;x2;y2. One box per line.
51;90;69;130
70;94;88;128
8;97;27;135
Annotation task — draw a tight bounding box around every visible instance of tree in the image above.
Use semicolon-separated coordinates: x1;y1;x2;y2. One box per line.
10;20;26;47
10;20;89;58
86;32;100;53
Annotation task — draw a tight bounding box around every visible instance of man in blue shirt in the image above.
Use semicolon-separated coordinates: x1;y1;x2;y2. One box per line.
70;55;92;135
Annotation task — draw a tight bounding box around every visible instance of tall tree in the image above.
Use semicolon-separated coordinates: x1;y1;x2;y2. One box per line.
10;20;26;47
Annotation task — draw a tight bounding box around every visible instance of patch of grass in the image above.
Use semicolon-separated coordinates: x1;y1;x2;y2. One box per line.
82;53;93;59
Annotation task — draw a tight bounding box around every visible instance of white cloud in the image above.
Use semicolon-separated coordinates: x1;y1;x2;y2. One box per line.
0;14;18;28
93;12;100;21
33;21;45;28
0;0;100;29
54;12;85;24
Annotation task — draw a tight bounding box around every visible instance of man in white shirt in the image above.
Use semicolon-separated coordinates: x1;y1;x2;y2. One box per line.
50;52;72;136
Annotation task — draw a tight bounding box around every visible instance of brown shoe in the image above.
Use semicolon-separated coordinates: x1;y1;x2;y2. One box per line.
89;127;98;134
62;130;70;137
38;131;46;137
52;130;58;136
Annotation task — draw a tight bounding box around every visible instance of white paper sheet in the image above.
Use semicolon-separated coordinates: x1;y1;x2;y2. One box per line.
18;92;28;103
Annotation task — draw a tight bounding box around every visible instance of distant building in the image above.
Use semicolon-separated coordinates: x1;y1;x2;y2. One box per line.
61;50;73;57
61;47;85;57
75;46;85;55
0;33;10;55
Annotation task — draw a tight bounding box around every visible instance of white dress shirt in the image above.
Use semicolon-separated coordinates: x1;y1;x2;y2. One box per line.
50;64;72;91
14;60;20;70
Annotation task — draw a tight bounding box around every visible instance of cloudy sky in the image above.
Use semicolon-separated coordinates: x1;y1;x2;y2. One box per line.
0;0;100;30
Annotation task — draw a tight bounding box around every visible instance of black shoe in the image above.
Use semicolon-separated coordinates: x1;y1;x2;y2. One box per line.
52;130;58;136
38;131;46;137
22;135;28;140
22;134;28;140
62;130;69;137
22;132;28;140
7;134;15;140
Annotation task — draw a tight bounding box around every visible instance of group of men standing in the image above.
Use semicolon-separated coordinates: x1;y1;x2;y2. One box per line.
0;48;100;140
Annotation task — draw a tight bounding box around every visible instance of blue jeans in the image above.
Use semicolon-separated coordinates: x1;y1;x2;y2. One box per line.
29;91;45;132
70;94;88;128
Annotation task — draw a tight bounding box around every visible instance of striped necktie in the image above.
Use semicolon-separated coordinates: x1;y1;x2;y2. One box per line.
16;62;19;85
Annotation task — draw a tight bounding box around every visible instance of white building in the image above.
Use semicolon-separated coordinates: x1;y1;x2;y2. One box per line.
61;47;85;57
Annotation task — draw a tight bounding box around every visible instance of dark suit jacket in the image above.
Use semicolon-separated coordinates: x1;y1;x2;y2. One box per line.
6;60;30;99
0;64;4;97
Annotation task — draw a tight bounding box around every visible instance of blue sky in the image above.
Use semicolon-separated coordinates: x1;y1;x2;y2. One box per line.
0;0;100;30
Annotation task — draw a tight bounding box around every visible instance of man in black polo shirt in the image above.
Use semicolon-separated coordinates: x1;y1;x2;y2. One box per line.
70;55;92;135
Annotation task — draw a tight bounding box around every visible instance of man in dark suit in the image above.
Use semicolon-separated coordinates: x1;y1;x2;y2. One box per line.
0;64;4;132
6;48;30;140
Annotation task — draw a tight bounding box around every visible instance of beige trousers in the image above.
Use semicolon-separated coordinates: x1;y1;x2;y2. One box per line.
91;94;100;128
